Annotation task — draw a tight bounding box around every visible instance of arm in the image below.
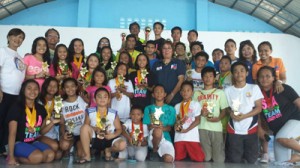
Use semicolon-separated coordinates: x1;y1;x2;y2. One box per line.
181;115;200;133
121;125;132;145
207;108;227;122
105;115;122;140
293;98;300;110
165;75;184;104
8;121;18;165
40;118;61;135
231;99;262;122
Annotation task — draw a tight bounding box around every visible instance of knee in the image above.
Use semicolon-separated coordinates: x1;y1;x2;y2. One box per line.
163;154;173;163
59;140;71;151
114;140;127;151
43;149;55;163
49;142;59;151
80;124;90;134
28;150;43;164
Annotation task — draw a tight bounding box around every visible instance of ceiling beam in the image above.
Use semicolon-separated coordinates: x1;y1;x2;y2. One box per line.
250;0;263;15
266;0;293;23
283;18;300;32
19;0;28;8
230;0;238;8
0;3;12;15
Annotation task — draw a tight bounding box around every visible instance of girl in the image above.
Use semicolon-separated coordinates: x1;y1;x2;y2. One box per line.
68;38;85;76
129;53;154;110
118;51;135;74
39;77;62;160
85;67;111;107
100;46;114;80
79;87;126;163
108;63;134;123
7;79;55;165
24;37;51;89
59;78;87;159
95;37;116;61
238;40;257;84
78;53;100;87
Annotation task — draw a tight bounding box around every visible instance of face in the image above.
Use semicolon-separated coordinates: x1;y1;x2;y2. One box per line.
154;24;163;35
180;85;193;101
95;90;110;107
137;55;148;69
63;81;77;97
258;44;272;60
88;56;99;69
74;40;84;54
152;86;166;101
202;72;215;87
36;39;47;55
191;45;202;56
117;64;127;76
101;48;111;62
126;37;136;50
232;65;248;83
57;46;68;60
258;69;275;88
175;44;186;56
46;30;59;46
225;41;236;56
145;44;156;55
171;29;181;42
24;82;39;101
47;81;58;96
162;43;173;59
99;38;109;48
8;34;25;50
242;44;254;61
187;32;197;43
130;109;143;124
120;53;130;64
194;56;207;69
219;59;231;72
130;25;140;36
94;71;105;85
212;50;223;62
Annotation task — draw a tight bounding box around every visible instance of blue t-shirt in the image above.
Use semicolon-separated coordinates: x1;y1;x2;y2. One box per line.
149;58;158;70
191;60;215;69
214;60;220;73
243;60;254;84
143;104;176;142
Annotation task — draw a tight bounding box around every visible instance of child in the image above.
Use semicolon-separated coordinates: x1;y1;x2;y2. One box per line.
68;38;85;75
79;87;126;163
122;105;149;161
143;85;176;163
153;22;165;59
100;46;114;80
118;51;135;74
212;48;224;72
85;67;111;107
224;62;263;164
116;34;140;64
193;67;228;162
108;63;134;123
145;40;158;69
190;41;214;69
174;81;205;162
38;77;62;160
216;56;232;90
59;78;87;159
224;39;238;64
171;26;182;46
6;79;55;165
24;37;51;89
130;53;154;110
95;37;116;61
78;53;100;88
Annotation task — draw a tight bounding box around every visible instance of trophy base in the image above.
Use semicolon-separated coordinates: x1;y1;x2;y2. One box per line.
152;121;160;126
67;132;73;137
54;114;61;119
234;112;240;116
207;114;213;119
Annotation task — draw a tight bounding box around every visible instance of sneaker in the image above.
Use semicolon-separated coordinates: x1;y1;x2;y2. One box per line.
260;153;269;163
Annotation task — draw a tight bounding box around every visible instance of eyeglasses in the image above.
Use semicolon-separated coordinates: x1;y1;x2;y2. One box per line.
101;42;109;45
47;34;59;39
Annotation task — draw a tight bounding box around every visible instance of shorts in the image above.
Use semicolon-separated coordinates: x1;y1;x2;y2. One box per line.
91;130;121;150
14;141;51;158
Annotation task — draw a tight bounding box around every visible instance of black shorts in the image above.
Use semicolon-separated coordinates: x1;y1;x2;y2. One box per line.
91;137;117;150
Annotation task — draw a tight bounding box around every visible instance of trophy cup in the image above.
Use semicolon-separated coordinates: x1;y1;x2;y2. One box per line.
65;120;75;136
116;75;125;100
131;128;142;146
111;61;118;70
53;95;63;119
144;26;151;42
175;114;187;132
140;69;148;84
58;61;68;75
42;61;49;78
97;117;109;139
150;107;164;126
120;33;126;49
78;66;88;83
206;101;215;118
232;99;241;116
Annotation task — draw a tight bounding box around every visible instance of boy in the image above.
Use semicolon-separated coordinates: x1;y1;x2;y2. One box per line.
171;26;182;46
153;22;165;59
212;48;224;72
122;105;149;161
129;22;144;52
216;56;232;90
116;34;140;64
175;42;187;61
224;62;263;163
224;39;238;64
144;40;158;69
190;41;214;68
143;85;176;163
174;81;205;162
193;67;228;162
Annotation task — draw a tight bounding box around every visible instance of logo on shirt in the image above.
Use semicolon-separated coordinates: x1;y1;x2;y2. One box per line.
156;66;162;71
171;64;177;70
14;57;25;71
262;96;282;123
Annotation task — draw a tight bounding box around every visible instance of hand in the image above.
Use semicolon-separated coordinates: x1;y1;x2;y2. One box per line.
207;117;220;122
165;93;174;104
50;118;61;125
117;86;127;93
137;83;148;89
7;156;19;165
127;137;133;146
36;72;45;78
275;80;284;93
180;129;188;133
63;132;73;141
44;71;50;77
0;89;3;103
230;112;245;122
201;108;208;117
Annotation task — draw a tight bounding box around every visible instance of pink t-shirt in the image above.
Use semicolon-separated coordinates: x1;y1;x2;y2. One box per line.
49;63;78;79
23;55;48;89
86;85;111;107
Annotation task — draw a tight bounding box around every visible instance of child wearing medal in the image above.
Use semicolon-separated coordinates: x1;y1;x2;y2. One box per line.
6;79;55;165
79;87;126;163
122;105;149;161
174;81;205;162
68;38;85;79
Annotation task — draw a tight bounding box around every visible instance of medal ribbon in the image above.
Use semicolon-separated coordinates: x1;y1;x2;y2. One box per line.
73;55;83;69
130;121;144;142
96;108;107;129
25;105;37;128
262;87;273;111
218;71;230;87
180;100;191;118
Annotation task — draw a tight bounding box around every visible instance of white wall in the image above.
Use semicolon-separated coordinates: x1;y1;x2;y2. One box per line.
1;25;299;93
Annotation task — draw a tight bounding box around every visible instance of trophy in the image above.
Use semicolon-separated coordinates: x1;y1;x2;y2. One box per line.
203;101;215;118
65;120;75;136
175;114;187;132
131;128;143;146
232;99;241;116
144;26;151;42
111;61;118;70
58;61;68;75
97;117;109;139
42;61;49;78
140;69;148;84
121;32;126;42
53;95;63;119
116;75;125;100
150;107;164;126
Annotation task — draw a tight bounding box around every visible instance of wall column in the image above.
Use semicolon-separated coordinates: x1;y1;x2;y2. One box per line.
77;0;90;27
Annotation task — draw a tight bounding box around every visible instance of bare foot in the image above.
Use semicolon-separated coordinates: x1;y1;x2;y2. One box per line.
288;154;300;163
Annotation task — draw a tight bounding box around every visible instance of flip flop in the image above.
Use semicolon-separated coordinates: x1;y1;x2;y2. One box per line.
105;156;114;162
75;158;91;164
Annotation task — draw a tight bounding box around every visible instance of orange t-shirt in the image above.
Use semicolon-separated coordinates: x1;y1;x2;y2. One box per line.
252;56;286;80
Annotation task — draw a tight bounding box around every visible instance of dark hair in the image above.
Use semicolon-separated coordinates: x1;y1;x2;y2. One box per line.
61;78;79;100
94;87;110;99
212;48;224;56
90;66;108;86
162;41;175;58
7;28;25;42
201;67;216;78
31;37;51;65
96;37;111;53
18;79;40;108
190;41;204;52
224;38;236;47
188;29;198;37
134;53;150;71
239;40;257;63
153;84;166;92
100;46;113;70
220;55;232;64
153;22;164;30
231;61;248;73
86;53;100;70
256;66;277;86
175;42;186;51
126;34;136;42
258;41;273;51
129;22;140;31
40;77;59;104
118;51;134;69
113;62;129;81
130;105;144;114
194;51;209;61
68;38;85;63
171;26;182;34
146;40;156;47
45;28;60;39
52;44;73;75
181;80;194;91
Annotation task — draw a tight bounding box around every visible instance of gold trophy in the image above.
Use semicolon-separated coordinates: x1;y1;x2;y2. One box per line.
65;120;75;136
116;75;125;100
111;61;118;70
150;107;164;126
206;101;215;118
78;66;88;89
120;33;126;49
132;128;142;146
140;69;148;84
42;61;49;78
175;114;187;132
53;95;63;119
97;117;111;139
144;26;151;42
58;61;68;75
232;99;241;116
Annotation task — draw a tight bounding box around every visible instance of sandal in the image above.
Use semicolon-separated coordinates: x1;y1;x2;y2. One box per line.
75;158;91;164
105;148;114;162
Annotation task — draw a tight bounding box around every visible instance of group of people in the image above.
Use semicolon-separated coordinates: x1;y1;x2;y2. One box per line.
0;21;299;166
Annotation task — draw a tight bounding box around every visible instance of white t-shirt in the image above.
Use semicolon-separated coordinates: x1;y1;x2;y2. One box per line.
174;101;201;142
190;69;204;91
225;84;263;135
108;78;134;123
61;96;87;136
123;119;149;137
0;47;26;95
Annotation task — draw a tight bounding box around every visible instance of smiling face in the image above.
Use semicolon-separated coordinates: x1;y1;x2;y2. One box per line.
8;34;25;50
241;44;254;61
47;80;58;96
180;84;193;101
219;58;231;73
120;53;130;64
191;45;202;56
46;30;59;46
74;40;84;54
99;38;109;48
35;39;47;55
95;90;110;107
101;48;112;62
225;41;237;56
154;24;163;35
202;72;215;87
232;65;248;83
162;43;173;59
152;86;166;102
187;32;197;43
94;71;105;85
117;64;127;76
130;109;143;124
57;46;68;61
175;44;186;56
25;82;39;101
257;68;275;89
171;29;181;42
137;55;148;69
87;55;99;69
258;44;272;61
63;81;77;97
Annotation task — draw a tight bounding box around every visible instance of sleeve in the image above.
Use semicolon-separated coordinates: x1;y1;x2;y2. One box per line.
167;106;176;126
277;58;286;73
176;60;186;76
23;55;30;66
108;79;116;93
219;90;229;110
194;101;201;117
282;84;299;102
126;80;134;93
6;104;21;124
143;124;149;137
143;106;151;125
0;48;5;67
253;85;264;101
174;103;180;115
123;120;131;132
252;63;259;80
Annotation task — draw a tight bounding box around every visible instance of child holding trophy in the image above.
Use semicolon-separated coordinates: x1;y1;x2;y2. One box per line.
174;81;205;162
193;67;228;162
224;62;263;163
79;87;126;163
143;85;176;163
108;63;134;123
